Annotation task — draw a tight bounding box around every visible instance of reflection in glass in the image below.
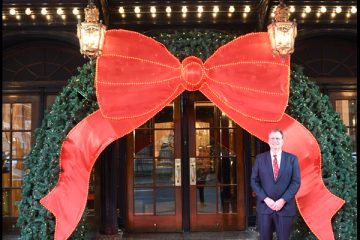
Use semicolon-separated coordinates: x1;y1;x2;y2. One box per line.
11;132;31;158
155;104;174;128
2;165;10;187
12;160;24;186
2;132;11;157
195;129;210;153
218;157;237;185
134;129;153;158
2;190;11;216
12;103;32;130
134;188;154;215
2;104;10;130
195;103;215;127
134;159;153;186
11;189;22;217
218;186;237;213
154;130;174;158
197;187;216;213
196;157;215;186
156;158;174;186
220;113;235;128
156;188;175;215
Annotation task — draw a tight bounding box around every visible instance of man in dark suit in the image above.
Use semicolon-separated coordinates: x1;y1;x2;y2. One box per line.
251;129;300;240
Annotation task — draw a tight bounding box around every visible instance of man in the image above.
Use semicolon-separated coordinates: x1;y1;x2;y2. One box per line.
251;129;301;240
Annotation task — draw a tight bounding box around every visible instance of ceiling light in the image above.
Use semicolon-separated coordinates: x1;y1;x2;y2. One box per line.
346;12;351;18
316;12;321;17
244;6;251;13
73;8;79;15
182;6;188;13
289;6;295;13
166;6;171;13
182;13;187;18
212;12;217;18
197;6;204;13
301;12;306;18
335;6;342;14
41;8;48;15
9;8;16;15
119;7;125;14
305;6;311;13
150;6;156;13
16;15;21;20
243;13;247;18
61;15;66;20
134;6;140;14
350;6;357;14
331;12;336;18
213;6;219;13
57;8;64;15
229;6;235;13
320;6;327;13
25;8;32;15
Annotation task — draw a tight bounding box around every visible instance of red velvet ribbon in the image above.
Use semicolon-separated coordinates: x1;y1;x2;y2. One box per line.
40;30;345;240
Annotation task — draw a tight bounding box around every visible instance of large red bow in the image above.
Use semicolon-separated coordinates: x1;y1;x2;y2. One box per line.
40;30;344;240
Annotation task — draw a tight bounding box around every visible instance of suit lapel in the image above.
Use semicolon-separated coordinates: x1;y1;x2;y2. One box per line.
276;152;287;181
265;152;275;181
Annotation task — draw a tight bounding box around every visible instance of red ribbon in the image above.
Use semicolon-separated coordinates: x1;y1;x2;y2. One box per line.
40;30;344;240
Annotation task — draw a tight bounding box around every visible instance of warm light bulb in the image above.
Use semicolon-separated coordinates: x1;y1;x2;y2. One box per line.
335;6;342;14
331;12;336;18
166;6;171;13
305;6;311;13
10;8;16;15
57;8;64;15
41;8;48;15
134;6;140;14
61;15;66;20
350;6;357;14
197;6;204;13
243;13;247;18
213;6;219;13
16;15;21;20
320;6;327;13
119;7;125;14
25;8;32;15
346;12;351;18
316;12;321;17
150;6;156;13
72;8;79;15
229;6;235;13
244;6;251;13
289;6;295;13
182;6;188;13
182;13;187;18
301;12;306;18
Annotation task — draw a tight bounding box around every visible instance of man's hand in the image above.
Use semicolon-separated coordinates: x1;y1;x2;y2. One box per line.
273;198;286;211
264;197;276;210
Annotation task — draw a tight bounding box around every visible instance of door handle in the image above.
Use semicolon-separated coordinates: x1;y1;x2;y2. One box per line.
190;157;196;185
175;158;181;186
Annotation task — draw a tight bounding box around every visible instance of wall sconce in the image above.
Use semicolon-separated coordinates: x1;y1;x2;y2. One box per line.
77;0;106;60
267;1;297;57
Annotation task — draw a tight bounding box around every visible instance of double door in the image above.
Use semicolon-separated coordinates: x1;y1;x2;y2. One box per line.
126;92;245;232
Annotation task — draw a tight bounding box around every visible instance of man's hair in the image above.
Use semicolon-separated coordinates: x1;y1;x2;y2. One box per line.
269;128;284;138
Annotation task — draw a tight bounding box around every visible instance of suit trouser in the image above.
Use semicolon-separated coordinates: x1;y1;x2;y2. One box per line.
258;212;294;240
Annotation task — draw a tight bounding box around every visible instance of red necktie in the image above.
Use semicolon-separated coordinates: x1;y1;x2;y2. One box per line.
273;155;279;180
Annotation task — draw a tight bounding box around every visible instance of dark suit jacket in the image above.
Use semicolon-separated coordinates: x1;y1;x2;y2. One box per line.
251;151;300;216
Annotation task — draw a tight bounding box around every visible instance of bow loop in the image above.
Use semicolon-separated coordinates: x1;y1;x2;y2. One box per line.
181;56;205;91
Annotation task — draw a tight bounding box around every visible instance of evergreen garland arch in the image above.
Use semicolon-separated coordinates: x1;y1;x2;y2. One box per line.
17;30;356;239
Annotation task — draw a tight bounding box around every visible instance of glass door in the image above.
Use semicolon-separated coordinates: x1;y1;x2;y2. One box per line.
126;99;182;232
188;93;245;231
126;92;245;232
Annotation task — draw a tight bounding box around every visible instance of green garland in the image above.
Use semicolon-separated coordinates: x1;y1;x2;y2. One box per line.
17;30;356;239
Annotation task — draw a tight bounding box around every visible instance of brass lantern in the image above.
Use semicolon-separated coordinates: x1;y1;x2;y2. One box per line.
267;1;297;57
77;0;106;60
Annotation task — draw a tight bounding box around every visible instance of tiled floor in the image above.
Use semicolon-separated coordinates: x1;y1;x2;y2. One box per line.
3;228;260;240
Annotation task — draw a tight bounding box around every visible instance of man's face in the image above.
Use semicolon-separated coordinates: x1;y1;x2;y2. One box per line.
268;131;284;151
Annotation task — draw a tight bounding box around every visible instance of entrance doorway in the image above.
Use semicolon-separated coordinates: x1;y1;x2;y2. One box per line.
126;92;245;232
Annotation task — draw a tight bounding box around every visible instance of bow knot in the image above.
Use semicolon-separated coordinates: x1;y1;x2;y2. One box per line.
181;56;205;91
